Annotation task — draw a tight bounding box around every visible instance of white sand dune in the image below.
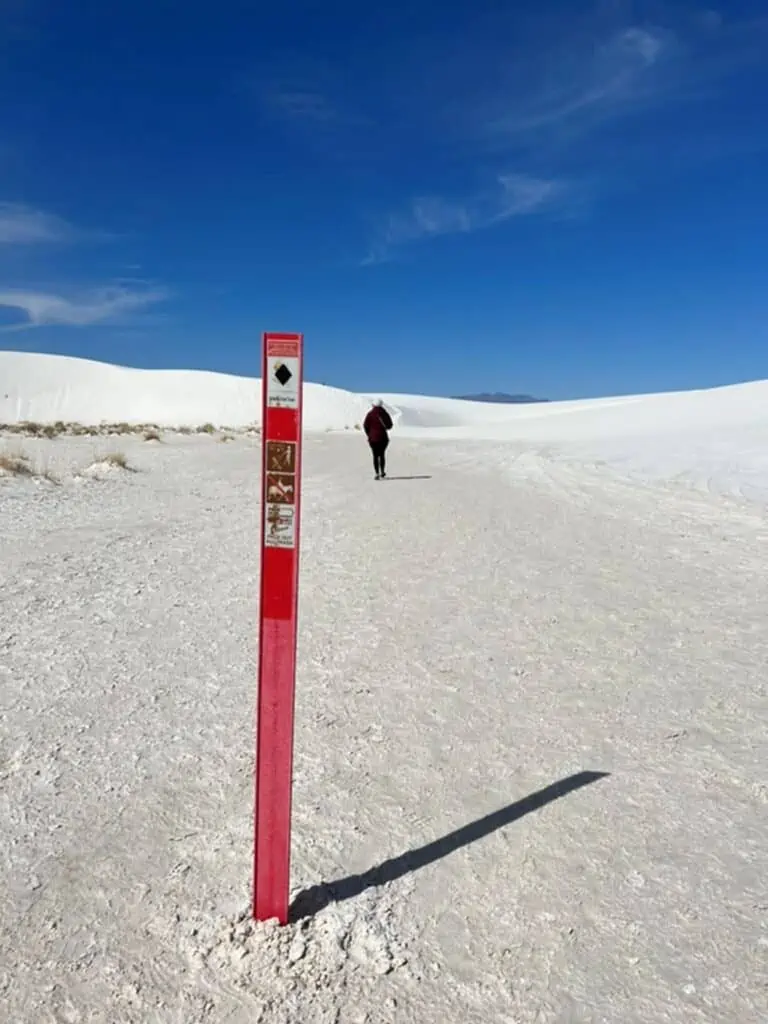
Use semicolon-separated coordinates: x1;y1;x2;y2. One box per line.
2;349;767;502
0;351;369;432
1;351;767;1021
380;380;768;504
384;378;767;435
1;429;766;1024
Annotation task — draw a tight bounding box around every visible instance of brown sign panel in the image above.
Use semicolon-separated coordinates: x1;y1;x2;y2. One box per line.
265;440;296;474
265;472;296;505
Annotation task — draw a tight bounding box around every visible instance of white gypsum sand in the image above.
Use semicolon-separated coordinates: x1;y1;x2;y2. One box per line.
0;427;766;1024
2;350;768;503
0;351;370;434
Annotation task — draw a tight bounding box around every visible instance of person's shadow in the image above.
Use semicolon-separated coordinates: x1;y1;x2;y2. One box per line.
381;475;432;481
289;770;608;922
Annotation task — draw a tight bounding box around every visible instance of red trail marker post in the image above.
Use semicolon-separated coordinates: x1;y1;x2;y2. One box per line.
254;331;304;924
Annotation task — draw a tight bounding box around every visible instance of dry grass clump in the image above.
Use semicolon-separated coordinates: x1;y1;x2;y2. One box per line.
0;418;260;441
1;420;114;438
0;453;33;476
0;452;59;483
1;421;45;436
1;441;142;483
34;421;68;438
0;420;167;438
76;450;136;480
81;450;134;473
0;419;268;439
102;451;131;470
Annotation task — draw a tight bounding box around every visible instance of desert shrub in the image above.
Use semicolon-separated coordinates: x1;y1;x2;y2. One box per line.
103;451;130;469
5;422;44;436
0;453;32;475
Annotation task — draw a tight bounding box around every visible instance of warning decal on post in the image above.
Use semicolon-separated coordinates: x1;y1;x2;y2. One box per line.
265;337;300;359
264;502;296;548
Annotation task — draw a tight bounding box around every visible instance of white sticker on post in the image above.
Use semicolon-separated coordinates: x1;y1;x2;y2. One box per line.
264;502;296;548
266;356;300;409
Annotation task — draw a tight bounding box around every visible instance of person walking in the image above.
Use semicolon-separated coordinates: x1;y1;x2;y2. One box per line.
363;399;393;480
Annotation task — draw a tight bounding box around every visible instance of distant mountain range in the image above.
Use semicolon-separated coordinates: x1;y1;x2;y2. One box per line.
451;392;549;404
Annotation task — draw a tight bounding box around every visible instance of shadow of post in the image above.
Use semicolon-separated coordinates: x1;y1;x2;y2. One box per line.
290;770;609;922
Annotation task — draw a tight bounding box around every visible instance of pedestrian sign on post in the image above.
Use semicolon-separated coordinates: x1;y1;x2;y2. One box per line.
254;331;304;925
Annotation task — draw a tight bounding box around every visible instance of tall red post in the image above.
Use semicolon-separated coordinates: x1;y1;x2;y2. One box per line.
254;331;304;924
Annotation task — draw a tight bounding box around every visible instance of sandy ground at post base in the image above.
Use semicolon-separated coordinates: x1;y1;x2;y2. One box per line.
1;432;766;1024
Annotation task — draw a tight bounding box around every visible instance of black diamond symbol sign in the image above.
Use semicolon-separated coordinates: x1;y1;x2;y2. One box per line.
274;363;293;387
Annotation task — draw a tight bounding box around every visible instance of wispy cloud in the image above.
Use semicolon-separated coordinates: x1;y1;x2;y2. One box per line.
0;285;168;330
472;12;768;155
268;89;340;123
480;25;675;148
248;9;768;264
253;54;358;128
250;57;374;151
357;17;691;262
0;202;75;244
0;201;115;245
366;174;566;263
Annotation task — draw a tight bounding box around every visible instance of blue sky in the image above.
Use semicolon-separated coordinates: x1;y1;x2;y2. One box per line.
1;0;767;399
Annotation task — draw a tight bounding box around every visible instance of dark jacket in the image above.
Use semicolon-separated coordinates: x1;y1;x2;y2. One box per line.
363;405;393;445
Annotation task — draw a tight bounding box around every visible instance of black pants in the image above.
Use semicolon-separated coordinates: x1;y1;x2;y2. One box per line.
370;438;388;476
